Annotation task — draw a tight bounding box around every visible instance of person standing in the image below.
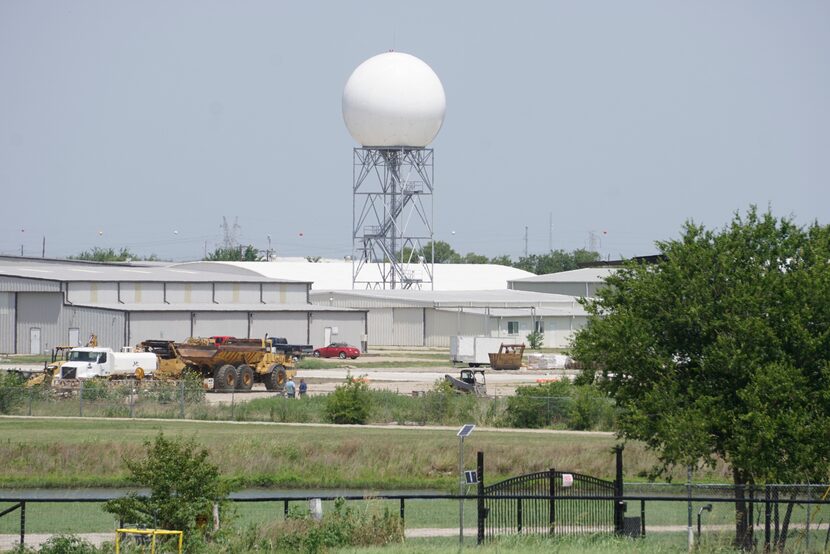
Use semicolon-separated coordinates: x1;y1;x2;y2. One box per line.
284;377;296;398
299;378;308;398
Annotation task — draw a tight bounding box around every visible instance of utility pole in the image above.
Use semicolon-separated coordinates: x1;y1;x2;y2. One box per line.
42;236;45;258
524;226;528;257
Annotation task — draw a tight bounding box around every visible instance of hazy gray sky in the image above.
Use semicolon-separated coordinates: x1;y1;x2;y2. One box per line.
1;1;827;262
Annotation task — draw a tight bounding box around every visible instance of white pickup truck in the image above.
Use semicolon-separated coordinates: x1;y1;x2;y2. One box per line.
59;347;158;380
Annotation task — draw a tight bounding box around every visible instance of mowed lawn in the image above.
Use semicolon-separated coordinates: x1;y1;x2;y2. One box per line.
0;417;732;489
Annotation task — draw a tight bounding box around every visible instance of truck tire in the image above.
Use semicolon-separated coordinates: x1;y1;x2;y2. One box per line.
214;364;237;392
264;364;286;391
236;364;254;391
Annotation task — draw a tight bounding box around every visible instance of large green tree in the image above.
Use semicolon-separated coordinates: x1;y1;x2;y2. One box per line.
570;207;830;549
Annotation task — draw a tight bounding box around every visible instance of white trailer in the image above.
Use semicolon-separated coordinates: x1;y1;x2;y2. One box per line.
450;336;509;367
58;347;158;380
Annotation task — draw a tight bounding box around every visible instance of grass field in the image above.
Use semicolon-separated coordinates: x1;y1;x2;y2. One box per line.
0;417;734;489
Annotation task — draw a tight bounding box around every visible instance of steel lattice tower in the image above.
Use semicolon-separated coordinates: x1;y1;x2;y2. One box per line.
352;147;434;289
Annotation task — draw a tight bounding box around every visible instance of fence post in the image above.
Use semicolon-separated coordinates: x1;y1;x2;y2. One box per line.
764;484;771;551
129;386;134;418
19;500;25;547
79;380;84;417
614;445;624;535
549;467;555;535
27;388;33;416
399;498;405;526
477;451;485;545
179;381;185;419
517;497;523;533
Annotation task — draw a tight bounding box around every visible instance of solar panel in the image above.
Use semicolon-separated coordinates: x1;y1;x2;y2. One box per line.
457;424;475;438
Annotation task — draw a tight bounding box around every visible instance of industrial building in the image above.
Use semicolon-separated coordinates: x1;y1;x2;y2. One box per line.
0;257;366;355
308;289;589;349
508;267;616;297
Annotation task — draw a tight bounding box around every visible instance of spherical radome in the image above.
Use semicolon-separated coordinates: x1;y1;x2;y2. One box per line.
342;52;446;148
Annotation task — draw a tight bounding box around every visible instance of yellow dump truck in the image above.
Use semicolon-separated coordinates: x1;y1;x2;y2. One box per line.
138;338;295;392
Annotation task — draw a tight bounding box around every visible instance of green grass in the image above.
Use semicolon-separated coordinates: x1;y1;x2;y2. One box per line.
0;417;733;489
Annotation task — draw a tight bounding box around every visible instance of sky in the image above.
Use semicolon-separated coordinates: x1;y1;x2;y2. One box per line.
1;1;828;262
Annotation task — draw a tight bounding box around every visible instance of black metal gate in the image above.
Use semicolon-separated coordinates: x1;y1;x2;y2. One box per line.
476;447;624;543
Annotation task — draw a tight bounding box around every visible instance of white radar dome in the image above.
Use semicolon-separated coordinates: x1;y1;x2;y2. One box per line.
342;51;446;148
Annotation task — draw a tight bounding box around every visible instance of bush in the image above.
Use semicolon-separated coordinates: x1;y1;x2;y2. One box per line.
505;380;573;428
0;371;26;414
104;433;230;549
569;385;616;430
526;330;544;349
23;534;104;554
238;498;403;553
324;374;372;424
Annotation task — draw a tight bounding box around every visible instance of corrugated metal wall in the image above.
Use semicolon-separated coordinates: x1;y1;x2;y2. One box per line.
425;309;489;347
310;312;366;349
262;283;308;304
192;312;248;338
0;292;14;353
367;308;393;345
15;293;126;353
0;276;60;292
165;283;212;304
119;282;165;304
128;312;192;343
213;283;261;304
67;282;119;304
250;312;308;343
392;308;423;346
544;315;587;349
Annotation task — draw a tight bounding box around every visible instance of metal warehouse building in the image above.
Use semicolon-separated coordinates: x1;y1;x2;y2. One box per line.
308;289;589;349
0;257;366;354
508;267;616;297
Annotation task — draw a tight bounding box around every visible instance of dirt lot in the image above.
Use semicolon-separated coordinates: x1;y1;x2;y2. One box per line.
203;348;577;402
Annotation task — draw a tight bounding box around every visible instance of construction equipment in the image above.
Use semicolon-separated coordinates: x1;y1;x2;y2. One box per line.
155;337;296;392
488;343;525;370
444;369;487;396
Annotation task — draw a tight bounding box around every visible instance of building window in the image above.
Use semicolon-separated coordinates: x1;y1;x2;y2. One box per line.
534;320;544;334
507;321;519;335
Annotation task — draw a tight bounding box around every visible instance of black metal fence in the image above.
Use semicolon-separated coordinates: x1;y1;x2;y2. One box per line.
2;488;830;551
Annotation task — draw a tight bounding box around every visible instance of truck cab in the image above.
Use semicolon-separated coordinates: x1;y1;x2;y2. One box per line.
59;347;158;380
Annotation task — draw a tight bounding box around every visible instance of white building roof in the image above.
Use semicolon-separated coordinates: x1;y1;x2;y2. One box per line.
203;261;534;291
508;267;617;284
0;257;303;284
435;305;589;317
73;302;361;313
310;288;580;308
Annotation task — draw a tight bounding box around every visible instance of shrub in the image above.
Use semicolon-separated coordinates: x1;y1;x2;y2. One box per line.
324;374;372;424
526;330;544;349
104;433;230;549
246;498;403;553
0;371;26;414
36;534;101;554
569;385;616;430
505;380;573;428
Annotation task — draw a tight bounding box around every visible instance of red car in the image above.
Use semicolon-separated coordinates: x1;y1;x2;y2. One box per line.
312;342;360;359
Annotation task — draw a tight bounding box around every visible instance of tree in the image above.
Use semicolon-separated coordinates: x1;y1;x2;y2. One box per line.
513;249;601;274
204;245;259;261
104;434;228;548
70;247;156;262
570;207;830;549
